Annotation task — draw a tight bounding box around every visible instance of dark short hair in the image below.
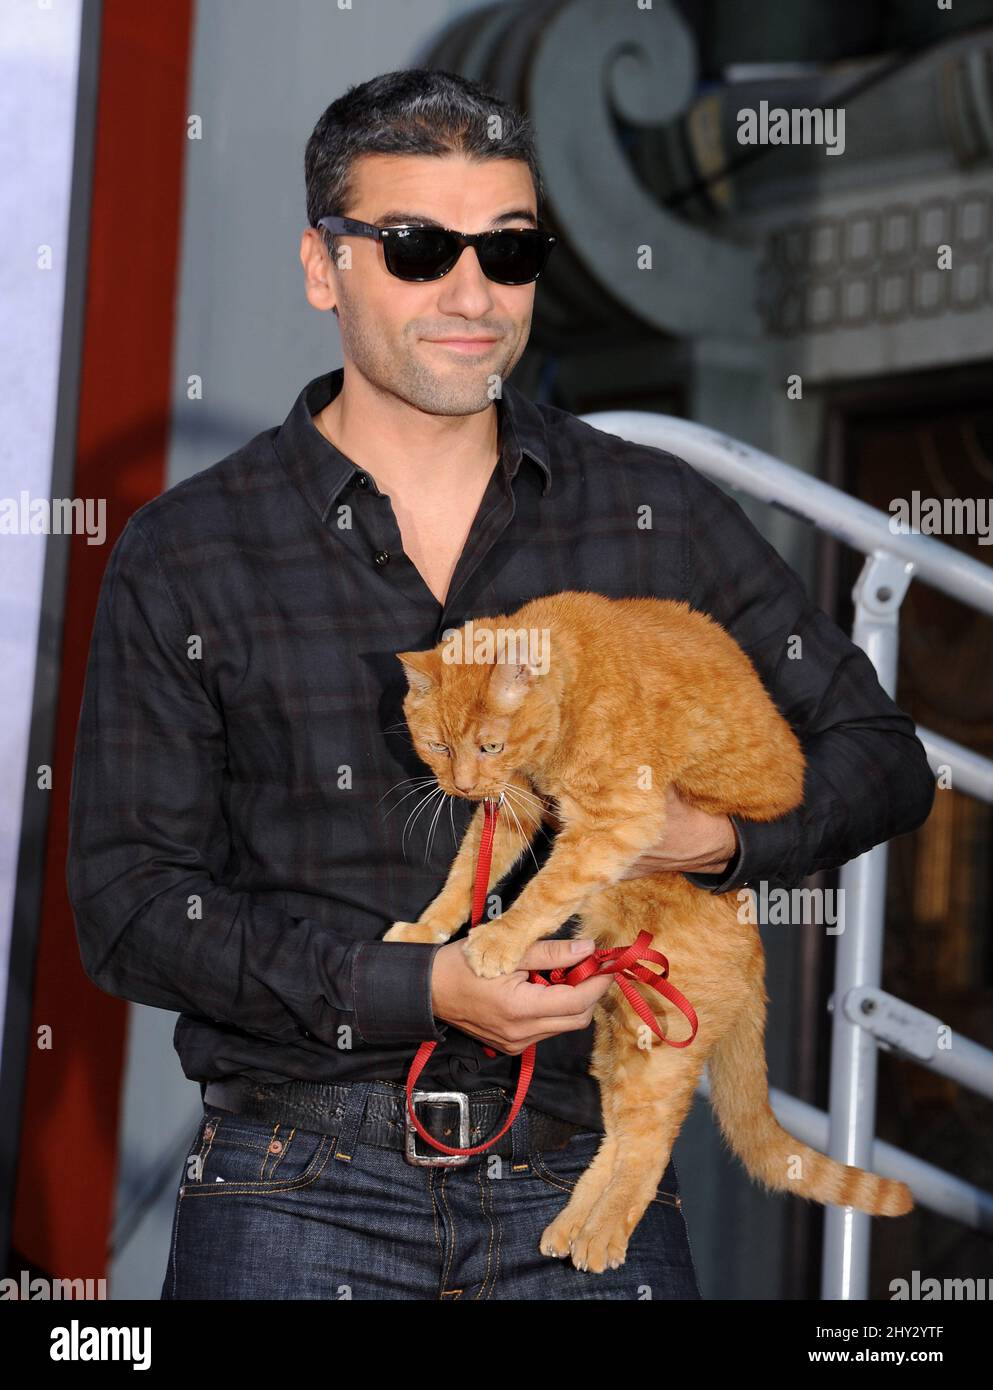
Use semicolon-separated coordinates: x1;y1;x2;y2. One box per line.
305;68;545;256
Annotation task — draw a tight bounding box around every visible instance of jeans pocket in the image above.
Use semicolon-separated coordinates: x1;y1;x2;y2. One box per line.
528;1132;602;1193
530;1134;683;1210
181;1106;335;1198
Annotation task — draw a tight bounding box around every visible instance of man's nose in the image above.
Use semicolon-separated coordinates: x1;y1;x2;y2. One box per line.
436;248;495;315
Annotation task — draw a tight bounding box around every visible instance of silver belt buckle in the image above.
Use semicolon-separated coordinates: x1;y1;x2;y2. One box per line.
404;1090;472;1167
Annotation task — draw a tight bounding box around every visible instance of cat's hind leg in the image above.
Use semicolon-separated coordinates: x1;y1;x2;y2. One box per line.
539;885;673;1263
564;1024;706;1273
539;1003;624;1260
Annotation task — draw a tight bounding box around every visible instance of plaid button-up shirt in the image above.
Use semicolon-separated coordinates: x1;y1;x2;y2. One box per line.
66;367;935;1129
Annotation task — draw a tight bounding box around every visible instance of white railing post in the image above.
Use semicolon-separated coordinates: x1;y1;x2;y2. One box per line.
820;551;913;1299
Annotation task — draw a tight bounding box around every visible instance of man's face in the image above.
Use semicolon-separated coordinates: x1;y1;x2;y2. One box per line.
302;153;538;416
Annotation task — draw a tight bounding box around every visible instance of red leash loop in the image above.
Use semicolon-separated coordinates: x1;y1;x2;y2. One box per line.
529;933;699;1048
404;798;699;1157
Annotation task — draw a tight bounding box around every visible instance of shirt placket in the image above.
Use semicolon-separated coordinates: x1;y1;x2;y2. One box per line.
335;462;518;645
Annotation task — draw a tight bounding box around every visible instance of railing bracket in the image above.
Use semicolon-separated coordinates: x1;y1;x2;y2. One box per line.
843;985;942;1062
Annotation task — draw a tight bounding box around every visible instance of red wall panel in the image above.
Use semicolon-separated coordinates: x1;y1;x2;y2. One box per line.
12;0;194;1279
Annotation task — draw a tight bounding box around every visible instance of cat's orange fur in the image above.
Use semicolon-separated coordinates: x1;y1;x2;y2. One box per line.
384;591;913;1272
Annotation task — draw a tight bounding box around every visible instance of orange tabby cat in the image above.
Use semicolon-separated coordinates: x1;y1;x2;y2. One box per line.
384;590;913;1273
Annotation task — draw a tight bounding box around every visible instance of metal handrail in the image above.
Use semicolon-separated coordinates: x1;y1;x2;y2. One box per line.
582;411;993;617
918;726;993;802
581;408;993;1299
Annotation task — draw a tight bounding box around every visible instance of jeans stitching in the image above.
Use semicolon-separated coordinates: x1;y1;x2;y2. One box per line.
201;1110;297;1170
438;1167;457;1296
204;1138;283;1154
265;1124;291;1180
167;1187;184;1299
529;1151;681;1208
428;1169;444;1269
473;1163;496;1300
486;1164;503;1299
202;1108;288;1148
668;1159;703;1297
259;1122;278;1180
181;1133;335;1197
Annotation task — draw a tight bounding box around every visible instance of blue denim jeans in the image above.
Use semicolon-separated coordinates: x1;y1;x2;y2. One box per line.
161;1080;702;1300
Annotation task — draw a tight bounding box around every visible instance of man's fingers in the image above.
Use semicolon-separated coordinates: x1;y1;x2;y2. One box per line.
481;980;610;1051
519;938;597;972
486;1013;596;1054
451;938;616;1052
509;972;612;1019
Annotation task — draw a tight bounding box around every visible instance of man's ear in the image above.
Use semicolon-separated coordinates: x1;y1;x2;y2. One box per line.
396;649;441;698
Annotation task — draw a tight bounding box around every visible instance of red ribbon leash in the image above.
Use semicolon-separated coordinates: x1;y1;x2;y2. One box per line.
404;797;699;1157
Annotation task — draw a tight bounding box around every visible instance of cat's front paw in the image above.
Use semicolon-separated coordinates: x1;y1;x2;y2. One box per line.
542;1209;632;1274
383;920;453;945
462;923;528;977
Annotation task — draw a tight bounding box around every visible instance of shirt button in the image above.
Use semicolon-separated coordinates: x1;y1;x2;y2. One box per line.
373;550;390;567
355;472;369;489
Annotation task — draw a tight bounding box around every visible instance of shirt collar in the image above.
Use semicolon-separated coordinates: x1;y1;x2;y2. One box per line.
273;366;552;524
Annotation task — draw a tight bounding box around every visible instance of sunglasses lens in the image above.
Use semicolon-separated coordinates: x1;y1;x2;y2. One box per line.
384;229;551;283
386;229;459;281
477;231;548;284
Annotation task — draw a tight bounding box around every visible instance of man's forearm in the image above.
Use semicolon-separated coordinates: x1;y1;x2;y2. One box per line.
67;845;446;1047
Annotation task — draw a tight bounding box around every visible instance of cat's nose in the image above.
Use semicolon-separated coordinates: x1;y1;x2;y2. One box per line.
454;781;476;794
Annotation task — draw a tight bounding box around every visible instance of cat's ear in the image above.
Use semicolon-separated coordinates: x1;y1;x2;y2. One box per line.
396;649;441;698
489;659;540;711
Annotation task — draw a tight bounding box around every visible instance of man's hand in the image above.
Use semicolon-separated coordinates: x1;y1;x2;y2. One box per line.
430;938;614;1055
618;784;738;879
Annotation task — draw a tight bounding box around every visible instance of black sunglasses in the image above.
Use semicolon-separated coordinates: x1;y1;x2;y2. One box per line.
317;215;557;285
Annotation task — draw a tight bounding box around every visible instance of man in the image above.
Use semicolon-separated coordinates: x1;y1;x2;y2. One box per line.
66;68;934;1301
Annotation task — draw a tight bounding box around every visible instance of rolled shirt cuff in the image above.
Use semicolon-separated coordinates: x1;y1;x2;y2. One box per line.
351;939;448;1044
683;812;799;895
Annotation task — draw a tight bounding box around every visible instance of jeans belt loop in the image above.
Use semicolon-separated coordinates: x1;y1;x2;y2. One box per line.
510;1099;531;1169
332;1080;375;1165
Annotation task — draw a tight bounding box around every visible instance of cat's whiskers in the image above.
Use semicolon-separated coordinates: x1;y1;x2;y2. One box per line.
423;788;451;865
400;786;435;859
499;781;548;817
401;784;447;860
496;778;547;819
499;796;532;868
498;786;542;874
377;775;437;814
382;784;442;823
380;723;415;748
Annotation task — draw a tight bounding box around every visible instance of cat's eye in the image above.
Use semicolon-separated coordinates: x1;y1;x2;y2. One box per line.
480;742;504;754
427;741;450;754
